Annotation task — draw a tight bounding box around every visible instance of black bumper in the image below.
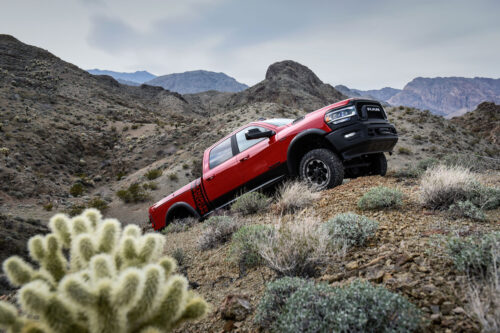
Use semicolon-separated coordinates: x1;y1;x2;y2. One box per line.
325;121;398;160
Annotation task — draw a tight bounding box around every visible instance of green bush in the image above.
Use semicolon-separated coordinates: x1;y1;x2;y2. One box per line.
145;169;162;180
256;278;421;333
358;186;403;210
197;216;241;250
448;200;485;221
143;182;159;191
116;183;151;203
254;277;313;329
168;173;179;181
468;184;500;210
323;213;378;248
43;202;53;211
398;147;412;155
446;232;500;277
229;225;274;271
231;192;269;216
0;209;207;333
87;197;109;211
69;183;85;197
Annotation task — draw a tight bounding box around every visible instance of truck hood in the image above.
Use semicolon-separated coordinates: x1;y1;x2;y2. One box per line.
150;178;199;209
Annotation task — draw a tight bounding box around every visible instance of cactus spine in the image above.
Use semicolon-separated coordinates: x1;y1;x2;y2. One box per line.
0;209;207;333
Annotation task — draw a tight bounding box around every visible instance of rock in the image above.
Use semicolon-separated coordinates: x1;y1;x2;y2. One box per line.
440;301;454;315
430;313;441;324
452;307;465;314
366;269;385;283
382;272;393;283
346;261;359;270
220;294;252;321
320;273;344;283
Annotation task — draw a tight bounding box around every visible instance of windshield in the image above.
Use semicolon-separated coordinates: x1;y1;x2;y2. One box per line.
261;118;293;127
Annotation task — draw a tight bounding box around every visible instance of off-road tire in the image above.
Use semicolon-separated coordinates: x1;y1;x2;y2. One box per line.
299;148;344;190
369;153;387;176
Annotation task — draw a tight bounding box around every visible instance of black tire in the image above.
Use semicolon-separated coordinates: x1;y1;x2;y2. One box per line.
369;153;387;176
299;148;344;190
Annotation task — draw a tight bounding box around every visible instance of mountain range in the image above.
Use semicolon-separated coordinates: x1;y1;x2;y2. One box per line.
337;77;500;118
88;69;248;94
86;69;156;86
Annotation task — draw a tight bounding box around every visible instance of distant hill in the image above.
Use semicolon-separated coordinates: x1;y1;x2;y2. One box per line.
87;69;156;85
388;77;500;118
146;70;248;94
334;85;398;106
226;60;346;112
451;101;500;144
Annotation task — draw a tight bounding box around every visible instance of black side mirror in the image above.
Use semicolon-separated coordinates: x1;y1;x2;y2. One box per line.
245;128;275;140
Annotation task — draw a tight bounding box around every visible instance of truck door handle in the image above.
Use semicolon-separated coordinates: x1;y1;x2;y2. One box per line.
239;155;250;162
206;175;215;181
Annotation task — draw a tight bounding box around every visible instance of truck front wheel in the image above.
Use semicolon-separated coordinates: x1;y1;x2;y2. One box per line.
369;153;387;176
299;148;344;190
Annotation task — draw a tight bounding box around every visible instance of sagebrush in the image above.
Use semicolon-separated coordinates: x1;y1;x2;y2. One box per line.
358;186;402;210
231;192;269;216
323;212;378;248
274;181;320;213
197;216;241;250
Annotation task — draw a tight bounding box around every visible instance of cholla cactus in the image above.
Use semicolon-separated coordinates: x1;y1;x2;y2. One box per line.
0;209;207;333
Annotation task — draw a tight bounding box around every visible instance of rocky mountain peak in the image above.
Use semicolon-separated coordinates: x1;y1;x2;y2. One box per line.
265;60;323;87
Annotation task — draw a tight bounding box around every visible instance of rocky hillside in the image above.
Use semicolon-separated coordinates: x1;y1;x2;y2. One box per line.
0;34;498;226
388;77;500;118
226;60;346;112
146;70;248;94
451;102;500;144
87;69;156;85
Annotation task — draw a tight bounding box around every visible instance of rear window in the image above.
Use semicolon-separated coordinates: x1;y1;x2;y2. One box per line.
261;118;293;127
209;138;233;169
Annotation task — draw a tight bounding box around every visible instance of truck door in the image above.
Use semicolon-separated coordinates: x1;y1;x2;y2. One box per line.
234;125;281;189
202;137;242;208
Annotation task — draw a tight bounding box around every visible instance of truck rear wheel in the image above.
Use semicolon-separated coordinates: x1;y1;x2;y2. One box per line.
299;148;344;190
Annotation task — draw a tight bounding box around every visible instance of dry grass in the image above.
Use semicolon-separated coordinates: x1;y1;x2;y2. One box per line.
274;181;320;214
197;216;242;250
467;250;500;333
257;213;331;277
420;165;477;209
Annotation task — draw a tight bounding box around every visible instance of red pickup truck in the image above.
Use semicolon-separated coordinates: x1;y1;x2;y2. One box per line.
149;98;398;230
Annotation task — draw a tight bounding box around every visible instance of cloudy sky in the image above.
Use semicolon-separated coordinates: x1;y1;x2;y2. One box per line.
1;0;499;89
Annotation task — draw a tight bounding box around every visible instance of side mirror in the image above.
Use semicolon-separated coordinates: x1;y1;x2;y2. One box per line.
245;128;275;140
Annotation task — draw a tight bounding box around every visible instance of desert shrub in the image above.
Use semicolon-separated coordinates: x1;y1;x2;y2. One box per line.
254;277;313;329
191;159;203;178
442;153;499;171
43;202;53;211
168;173;179;181
69;182;85;197
115;171;127;181
323;213;378;248
0;147;9;156
468;184;500;210
257;215;328;277
145;168;162;180
229;224;274;271
66;204;86;217
419;165;477;209
398;146;412;155
197;216;241;250
448;200;486;221
394;158;438;179
467;249;499;332
87;197;109;211
143;181;159;191
0;209;207;333
171;248;185;266
231;192;269;216
256;278;421;333
116;183;151;203
163;217;197;234
358;186;403;210
446;232;500;277
275;181;320;213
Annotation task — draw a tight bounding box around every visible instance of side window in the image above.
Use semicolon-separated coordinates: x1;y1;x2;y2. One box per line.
235;126;268;153
209;138;233;169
